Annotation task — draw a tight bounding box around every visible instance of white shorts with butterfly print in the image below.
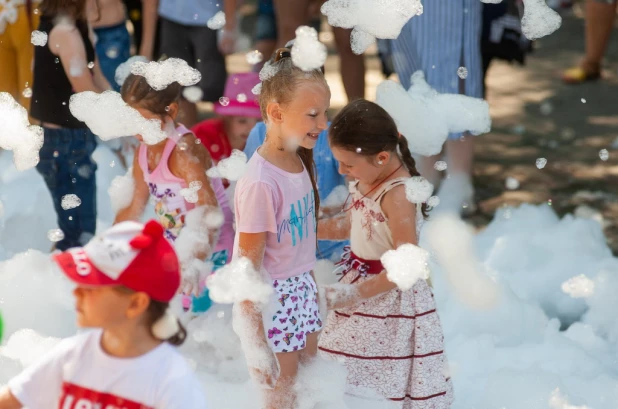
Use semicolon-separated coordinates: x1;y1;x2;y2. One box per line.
262;272;323;353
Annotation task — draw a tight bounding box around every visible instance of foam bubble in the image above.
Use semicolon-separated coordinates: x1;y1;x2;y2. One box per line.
30;30;48;47
291;26;327;71
206;150;248;181
0;93;44;171
521;0;562;40
381;243;430;291
69;91;167;145
130;58;201;91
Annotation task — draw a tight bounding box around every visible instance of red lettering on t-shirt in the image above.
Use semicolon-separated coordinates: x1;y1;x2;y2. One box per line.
59;382;154;409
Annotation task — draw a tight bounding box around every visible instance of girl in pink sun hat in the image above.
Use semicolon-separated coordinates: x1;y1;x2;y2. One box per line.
192;72;262;164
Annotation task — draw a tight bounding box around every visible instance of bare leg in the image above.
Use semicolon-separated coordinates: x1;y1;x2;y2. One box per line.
332;27;366;101
418;153;443;186
273;0;311;48
178;98;198;128
263;351;300;409
581;0;618;71
300;331;319;364
445;136;475;177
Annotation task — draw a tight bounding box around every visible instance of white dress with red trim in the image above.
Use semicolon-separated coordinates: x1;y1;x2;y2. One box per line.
318;177;454;408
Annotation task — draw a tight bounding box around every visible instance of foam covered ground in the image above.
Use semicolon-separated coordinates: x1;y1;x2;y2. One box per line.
1;146;617;408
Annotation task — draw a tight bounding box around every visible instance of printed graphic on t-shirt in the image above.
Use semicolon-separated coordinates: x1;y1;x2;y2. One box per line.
277;191;316;246
148;182;188;242
60;382;153;409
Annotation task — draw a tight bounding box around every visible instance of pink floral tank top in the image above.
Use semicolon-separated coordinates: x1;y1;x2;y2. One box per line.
138;124;234;261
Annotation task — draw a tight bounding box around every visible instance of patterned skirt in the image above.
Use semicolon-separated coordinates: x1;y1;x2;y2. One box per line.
318;269;454;409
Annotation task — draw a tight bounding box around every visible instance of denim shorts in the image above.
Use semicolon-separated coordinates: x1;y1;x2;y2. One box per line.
94;22;131;91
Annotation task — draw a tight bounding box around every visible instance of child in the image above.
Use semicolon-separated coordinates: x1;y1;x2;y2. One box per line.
233;47;329;409
192;72;262;164
31;0;111;251
115;73;234;313
0;220;208;409
317;100;453;408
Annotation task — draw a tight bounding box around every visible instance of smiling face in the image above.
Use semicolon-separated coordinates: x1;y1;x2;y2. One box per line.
267;81;330;151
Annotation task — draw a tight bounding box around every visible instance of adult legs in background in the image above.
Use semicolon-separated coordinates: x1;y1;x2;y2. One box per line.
0;4;39;111
94;22;132;91
332;27;366;101
563;0;617;83
253;0;278;71
159;18;227;127
35;128;98;251
273;0;311;47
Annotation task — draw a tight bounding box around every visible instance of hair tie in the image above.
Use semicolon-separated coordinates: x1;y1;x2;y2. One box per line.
152;308;180;340
275;48;292;62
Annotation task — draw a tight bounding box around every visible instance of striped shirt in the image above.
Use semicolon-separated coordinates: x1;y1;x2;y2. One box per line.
390;0;483;140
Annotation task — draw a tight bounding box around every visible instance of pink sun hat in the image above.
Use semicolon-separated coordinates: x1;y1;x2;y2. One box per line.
214;72;262;118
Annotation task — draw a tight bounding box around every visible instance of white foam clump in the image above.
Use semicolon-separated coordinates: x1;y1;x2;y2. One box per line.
0;93;44;171
69;91;167;145
0;251;77;340
381;243;430;291
322;184;349;208
259;61;279;82
404;176;434;204
291;26;327;71
60;194;81;210
321;0;423;54
114;55;148;87
251;83;262;96
180;181;203;204
175;206;222;265
425;213;500;309
562;275;595;299
183;86;204;103
30;30;48;46
294;358;348;409
130;58;201;91
549;388;591;409
108;167;135;212
206;150;248;181
521;0;562;40
207;10;226;30
0;329;60;367
207;257;273;304
376;71;491;156
313;259;339;286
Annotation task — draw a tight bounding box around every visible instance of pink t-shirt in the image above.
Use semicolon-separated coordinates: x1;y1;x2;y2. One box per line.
233;152;317;280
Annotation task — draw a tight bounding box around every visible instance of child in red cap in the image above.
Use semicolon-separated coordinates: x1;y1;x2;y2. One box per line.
0;220;209;409
192;72;262;163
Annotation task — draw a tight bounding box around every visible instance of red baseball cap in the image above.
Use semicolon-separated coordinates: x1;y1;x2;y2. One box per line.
53;220;180;302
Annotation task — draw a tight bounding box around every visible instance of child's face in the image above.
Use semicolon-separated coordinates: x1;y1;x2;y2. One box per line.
73;286;137;328
278;82;330;150
226;116;259;144
331;145;385;184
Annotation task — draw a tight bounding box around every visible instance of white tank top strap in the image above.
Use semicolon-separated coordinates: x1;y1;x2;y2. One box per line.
373;177;409;203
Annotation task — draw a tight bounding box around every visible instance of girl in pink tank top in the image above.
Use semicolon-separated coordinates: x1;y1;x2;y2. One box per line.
114;73;234;313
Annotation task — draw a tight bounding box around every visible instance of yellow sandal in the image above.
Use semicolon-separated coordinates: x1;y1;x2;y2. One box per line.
562;66;601;84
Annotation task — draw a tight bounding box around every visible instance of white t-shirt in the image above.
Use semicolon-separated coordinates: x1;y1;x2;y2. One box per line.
8;330;208;409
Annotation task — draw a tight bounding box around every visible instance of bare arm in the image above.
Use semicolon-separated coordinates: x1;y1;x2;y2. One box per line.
317;212;351;241
114;151;150;224
219;0;238;55
356;185;418;299
51;24;107;93
170;135;220;261
139;0;159;59
0;388;22;409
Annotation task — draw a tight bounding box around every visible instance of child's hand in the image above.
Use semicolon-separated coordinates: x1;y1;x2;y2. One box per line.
248;348;280;389
180;259;213;297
